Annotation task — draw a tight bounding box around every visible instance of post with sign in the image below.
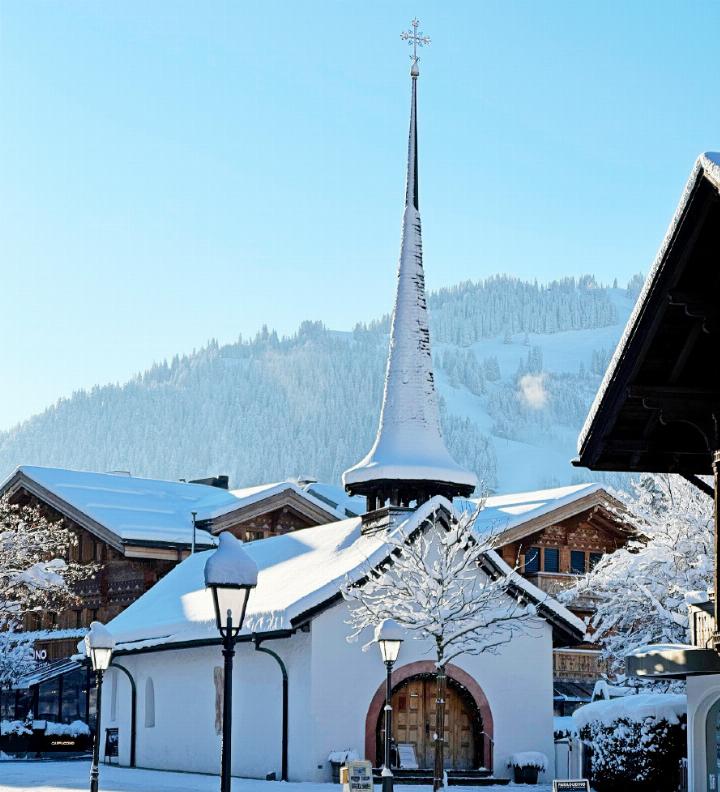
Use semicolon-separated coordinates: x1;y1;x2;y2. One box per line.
343;760;374;792
552;780;590;791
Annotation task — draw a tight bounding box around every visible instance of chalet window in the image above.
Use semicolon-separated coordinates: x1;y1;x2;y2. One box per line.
589;552;603;569
524;547;540;573
543;548;560;573
144;678;155;727
570;550;586;574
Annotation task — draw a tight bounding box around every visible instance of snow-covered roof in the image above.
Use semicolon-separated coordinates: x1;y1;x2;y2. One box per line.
578;152;720;456
206;480;348;522
4;466;230;549
463;482;618;543
105;497;583;654
2;466;348;551
342;63;476;495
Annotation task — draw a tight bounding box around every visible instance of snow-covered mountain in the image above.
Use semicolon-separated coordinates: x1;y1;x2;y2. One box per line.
0;275;641;493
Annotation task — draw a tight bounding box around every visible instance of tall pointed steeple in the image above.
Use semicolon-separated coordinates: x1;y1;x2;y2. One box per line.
343;23;477;511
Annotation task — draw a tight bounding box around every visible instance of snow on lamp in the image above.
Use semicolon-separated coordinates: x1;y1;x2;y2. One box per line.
375;618;404;665
204;532;258;637
84;620;115;672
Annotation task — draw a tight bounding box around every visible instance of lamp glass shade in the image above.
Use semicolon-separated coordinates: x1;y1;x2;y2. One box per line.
378;638;402;664
211;584;252;636
89;645;113;672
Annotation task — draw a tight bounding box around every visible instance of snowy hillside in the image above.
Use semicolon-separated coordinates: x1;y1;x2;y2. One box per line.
0;275;640;493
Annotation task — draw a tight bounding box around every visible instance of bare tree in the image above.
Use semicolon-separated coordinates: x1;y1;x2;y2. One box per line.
0;495;97;687
343;503;539;789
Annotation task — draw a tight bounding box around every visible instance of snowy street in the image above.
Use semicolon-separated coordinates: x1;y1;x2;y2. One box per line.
0;762;553;792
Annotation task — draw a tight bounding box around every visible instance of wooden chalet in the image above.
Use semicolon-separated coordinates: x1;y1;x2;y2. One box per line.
471;483;635;714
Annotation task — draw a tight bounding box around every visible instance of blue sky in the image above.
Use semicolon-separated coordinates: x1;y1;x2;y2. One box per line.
1;1;719;430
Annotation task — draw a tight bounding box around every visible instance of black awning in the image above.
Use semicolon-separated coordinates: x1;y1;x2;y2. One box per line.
576;154;720;475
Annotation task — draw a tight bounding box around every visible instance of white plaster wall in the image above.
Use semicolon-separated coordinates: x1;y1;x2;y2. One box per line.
308;600;556;783
100;602;556;783
100;631;313;781
687;673;720;792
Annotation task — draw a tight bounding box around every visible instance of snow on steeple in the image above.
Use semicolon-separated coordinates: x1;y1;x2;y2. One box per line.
343;30;477;511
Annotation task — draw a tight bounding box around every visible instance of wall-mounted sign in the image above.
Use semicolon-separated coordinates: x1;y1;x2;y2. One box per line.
33;649;47;661
553;781;590;791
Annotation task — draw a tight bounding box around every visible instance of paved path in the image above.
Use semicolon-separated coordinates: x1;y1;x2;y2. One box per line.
0;761;554;792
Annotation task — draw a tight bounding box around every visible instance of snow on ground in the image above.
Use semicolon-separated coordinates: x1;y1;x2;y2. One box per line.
0;761;554;792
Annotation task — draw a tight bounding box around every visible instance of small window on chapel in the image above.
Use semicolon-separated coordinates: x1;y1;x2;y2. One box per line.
524;547;540;574
570;550;586;574
589;552;603;570
543;548;560;573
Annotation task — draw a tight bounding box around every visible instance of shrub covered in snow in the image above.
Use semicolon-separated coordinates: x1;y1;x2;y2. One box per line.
0;720;32;737
508;751;547;770
44;720;90;737
573;694;686;792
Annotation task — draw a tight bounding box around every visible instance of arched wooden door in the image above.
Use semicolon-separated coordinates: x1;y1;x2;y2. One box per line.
377;675;482;770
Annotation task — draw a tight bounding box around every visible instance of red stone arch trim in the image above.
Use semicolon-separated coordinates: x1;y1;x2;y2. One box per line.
364;660;494;770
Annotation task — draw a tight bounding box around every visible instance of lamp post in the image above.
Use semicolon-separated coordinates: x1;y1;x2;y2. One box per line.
85;621;115;792
374;619;403;792
205;532;258;792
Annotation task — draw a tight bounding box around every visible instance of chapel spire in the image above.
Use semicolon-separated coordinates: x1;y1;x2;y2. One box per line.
342;22;477;512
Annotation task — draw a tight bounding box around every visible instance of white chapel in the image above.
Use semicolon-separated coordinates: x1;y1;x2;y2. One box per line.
97;37;584;785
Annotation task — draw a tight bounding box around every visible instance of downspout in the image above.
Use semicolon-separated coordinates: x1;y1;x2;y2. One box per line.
253;637;289;781
109;661;137;768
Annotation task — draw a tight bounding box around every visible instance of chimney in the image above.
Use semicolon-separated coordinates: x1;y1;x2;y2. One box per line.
189;475;230;490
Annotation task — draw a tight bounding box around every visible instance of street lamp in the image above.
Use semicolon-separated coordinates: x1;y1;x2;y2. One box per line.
205;532;258;792
374;619;403;792
84;621;115;792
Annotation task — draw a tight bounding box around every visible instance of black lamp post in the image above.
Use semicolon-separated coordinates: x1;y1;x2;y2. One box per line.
84;621;115;792
374;619;404;792
205;532;258;792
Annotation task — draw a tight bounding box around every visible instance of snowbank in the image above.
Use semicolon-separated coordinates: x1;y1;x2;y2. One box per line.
572;693;686;729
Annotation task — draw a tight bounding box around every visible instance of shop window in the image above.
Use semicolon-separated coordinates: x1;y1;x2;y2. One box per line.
144;678;155;728
589;552;603;569
524;547;540;574
61;670;86;723
38;679;61;721
570;550;586;574
543;548;560;573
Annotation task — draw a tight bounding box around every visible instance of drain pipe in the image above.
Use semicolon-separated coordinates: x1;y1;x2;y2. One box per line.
109;661;137;768
254;637;289;781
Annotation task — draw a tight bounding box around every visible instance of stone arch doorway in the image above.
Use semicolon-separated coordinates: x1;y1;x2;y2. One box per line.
365;661;493;771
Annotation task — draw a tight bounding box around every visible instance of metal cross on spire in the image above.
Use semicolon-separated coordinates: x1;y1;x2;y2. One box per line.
400;18;430;64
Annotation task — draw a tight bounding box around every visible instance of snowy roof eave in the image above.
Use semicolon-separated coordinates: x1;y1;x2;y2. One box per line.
577;152;720;461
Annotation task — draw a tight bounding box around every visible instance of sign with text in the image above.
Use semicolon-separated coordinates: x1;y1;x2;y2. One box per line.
105;728;119;759
397;743;418;769
343;760;373;792
553;781;590;792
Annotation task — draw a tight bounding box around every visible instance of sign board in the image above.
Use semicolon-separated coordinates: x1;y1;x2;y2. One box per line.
343;760;373;792
105;728;119;760
397;743;419;769
553;781;590;792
